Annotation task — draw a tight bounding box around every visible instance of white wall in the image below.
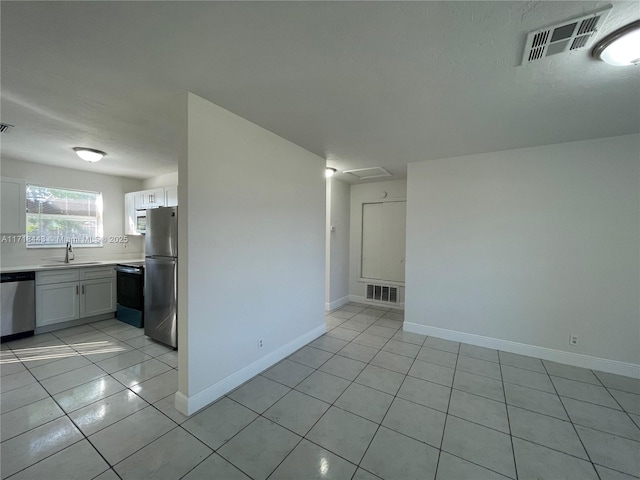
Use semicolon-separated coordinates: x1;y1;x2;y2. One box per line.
176;93;326;415
0;158;144;267
142;171;178;189
326;177;351;310
349;179;407;306
405;134;640;375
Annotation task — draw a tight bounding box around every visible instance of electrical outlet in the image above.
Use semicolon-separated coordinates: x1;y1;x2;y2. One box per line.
569;334;579;346
258;339;263;349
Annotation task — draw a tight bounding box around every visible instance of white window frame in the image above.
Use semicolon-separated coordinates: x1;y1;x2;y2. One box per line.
26;184;104;248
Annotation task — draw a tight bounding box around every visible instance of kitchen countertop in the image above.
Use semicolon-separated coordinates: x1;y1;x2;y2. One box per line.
1;258;145;274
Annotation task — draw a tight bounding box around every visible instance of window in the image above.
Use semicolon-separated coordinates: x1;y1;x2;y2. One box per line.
26;185;103;248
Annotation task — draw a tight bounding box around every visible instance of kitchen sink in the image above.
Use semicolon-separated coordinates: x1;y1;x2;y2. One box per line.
40;261;102;267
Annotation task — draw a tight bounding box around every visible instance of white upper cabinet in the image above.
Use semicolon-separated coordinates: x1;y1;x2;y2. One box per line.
135;188;166;210
164;185;178;207
125;185;177;234
1;177;26;233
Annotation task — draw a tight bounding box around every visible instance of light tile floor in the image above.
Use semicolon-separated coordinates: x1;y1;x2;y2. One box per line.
1;304;639;479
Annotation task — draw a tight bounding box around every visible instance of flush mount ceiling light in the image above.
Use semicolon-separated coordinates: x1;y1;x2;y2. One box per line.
73;147;106;163
592;20;640;66
325;167;337;178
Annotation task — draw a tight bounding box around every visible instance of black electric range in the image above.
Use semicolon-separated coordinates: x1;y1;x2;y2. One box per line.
114;261;145;327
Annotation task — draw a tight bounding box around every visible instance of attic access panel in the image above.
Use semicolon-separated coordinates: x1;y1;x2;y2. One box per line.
343;167;392;180
522;6;612;64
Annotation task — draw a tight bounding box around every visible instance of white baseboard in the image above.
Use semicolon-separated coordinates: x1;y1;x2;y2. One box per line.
325;296;350;312
404;322;640;379
175;324;327;416
348;294;405;311
174;391;190;417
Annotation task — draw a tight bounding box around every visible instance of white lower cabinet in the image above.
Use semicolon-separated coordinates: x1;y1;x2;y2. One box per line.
36;266;116;328
36;282;80;326
80;277;116;317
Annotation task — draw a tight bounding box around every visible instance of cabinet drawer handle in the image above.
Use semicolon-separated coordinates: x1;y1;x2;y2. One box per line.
82;285;85;295
76;285;79;295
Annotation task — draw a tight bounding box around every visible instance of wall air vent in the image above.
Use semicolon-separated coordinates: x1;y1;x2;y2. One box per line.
521;6;612;65
343;167;392;180
0;123;14;133
366;284;399;304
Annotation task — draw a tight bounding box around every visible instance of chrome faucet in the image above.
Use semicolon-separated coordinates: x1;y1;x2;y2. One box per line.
64;242;74;263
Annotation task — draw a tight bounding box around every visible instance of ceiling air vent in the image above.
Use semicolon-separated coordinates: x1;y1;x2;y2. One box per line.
0;123;14;133
343;167;392;180
521;6;612;65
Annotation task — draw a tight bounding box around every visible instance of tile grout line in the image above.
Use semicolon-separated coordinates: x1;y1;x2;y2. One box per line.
225;357;372;478
8;322;634;455
284;342;640;456
591;367;640;430
4;336;118;479
344;327;419;479
547;372;632;412
298;315;619;453
2;322;180;480
5;305;638;479
272;339;552;457
334;312;506;475
223;306;399;479
431;338;459;480
4;317;292;479
73;325;180;478
541;361;602;480
218;312;379;480
499;347;519;480
434;345;536;480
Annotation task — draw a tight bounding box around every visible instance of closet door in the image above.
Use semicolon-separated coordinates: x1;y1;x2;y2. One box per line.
361;201;406;283
361;203;383;279
381;201;406;283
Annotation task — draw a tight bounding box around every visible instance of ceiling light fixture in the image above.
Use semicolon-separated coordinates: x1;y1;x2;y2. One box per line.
73;147;106;163
592;20;640;66
325;167;337;178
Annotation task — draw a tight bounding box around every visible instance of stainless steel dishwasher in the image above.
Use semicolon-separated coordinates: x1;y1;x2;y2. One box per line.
1;271;36;341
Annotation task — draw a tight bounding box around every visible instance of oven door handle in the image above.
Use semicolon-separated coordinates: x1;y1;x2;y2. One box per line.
114;265;143;275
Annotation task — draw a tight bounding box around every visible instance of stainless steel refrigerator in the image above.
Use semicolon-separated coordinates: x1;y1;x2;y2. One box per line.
144;206;177;348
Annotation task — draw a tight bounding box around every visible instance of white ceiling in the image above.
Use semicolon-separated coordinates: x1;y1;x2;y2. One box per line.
1;1;639;183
